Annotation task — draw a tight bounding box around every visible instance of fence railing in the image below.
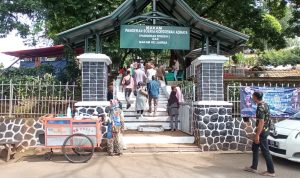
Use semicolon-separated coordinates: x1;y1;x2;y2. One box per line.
180;82;196;103
224;66;246;77
0;81;78;118
226;82;300;118
186;65;195;79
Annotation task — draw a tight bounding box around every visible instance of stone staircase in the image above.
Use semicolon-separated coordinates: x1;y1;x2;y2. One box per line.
117;87;173;131
116;80;197;151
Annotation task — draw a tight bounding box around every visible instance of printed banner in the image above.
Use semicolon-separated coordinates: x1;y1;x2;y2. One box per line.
240;87;300;118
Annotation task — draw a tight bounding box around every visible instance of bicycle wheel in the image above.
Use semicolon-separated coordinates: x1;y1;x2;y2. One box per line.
62;133;94;163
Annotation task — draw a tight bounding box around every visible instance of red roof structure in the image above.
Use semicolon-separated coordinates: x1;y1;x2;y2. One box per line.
2;45;83;58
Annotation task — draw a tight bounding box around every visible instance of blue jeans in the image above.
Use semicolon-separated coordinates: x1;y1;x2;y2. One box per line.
251;131;275;173
174;70;178;81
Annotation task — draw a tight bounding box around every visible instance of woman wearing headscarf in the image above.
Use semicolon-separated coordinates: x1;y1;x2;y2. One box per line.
135;82;148;119
167;86;180;131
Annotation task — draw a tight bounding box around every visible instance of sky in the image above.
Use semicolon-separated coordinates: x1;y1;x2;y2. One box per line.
0;31;31;68
0;30;52;68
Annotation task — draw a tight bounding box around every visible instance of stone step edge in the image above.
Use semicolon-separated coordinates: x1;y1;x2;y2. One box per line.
123;148;201;153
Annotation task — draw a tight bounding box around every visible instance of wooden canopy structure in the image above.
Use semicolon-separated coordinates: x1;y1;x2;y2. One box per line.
57;0;249;54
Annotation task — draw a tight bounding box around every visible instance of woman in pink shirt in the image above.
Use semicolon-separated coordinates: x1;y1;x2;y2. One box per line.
122;69;135;109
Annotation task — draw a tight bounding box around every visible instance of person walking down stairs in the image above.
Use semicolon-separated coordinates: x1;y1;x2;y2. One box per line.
122;69;134;109
148;75;160;116
167;86;180;132
135;82;148;119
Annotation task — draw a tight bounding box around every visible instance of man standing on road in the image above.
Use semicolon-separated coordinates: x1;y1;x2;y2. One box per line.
244;91;275;177
148;75;160;116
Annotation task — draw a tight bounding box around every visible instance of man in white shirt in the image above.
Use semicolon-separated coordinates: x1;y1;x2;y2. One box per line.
146;63;156;94
134;64;147;88
146;63;157;85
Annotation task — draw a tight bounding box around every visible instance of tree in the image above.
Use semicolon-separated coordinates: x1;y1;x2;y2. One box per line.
0;0;44;38
0;0;299;51
185;0;299;50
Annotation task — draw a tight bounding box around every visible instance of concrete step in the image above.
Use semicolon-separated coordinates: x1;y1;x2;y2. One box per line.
124;111;169;117
124;143;201;153
118;97;168;101
125;122;179;130
123;105;167;112
123;131;194;144
125;116;170;122
119;102;168;107
138;125;164;132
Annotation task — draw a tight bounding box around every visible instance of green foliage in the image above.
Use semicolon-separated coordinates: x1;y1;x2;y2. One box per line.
185;0;298;50
0;0;299;52
262;14;282;33
0;64;57;83
257;47;300;66
231;52;257;66
0;0;44;38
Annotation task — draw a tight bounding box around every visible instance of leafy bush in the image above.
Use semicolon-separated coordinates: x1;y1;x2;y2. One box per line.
257;47;300;66
0;65;57;84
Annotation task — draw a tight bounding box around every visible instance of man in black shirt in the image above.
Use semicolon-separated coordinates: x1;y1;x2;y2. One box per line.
244;91;275;177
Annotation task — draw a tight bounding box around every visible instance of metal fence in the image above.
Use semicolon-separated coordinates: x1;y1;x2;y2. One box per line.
180;82;196;103
226;82;300;118
224;66;246;77
0;81;79;118
185;64;195;79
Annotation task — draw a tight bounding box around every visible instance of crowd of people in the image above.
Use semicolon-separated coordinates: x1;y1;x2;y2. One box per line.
120;60;184;121
104;59;184;156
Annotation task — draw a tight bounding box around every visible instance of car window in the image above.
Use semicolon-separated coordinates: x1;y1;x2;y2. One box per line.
290;112;300;121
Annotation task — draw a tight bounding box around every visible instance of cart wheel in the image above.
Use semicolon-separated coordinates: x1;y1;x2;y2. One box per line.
62;133;94;163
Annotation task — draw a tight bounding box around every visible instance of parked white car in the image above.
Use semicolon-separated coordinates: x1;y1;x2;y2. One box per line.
268;112;300;163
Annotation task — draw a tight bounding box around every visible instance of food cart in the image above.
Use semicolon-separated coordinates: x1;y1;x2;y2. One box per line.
41;115;102;163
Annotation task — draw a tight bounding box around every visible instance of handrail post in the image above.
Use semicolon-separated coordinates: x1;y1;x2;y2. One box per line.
9;80;13;117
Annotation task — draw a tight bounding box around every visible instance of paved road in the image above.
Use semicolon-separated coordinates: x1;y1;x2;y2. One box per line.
0;152;299;178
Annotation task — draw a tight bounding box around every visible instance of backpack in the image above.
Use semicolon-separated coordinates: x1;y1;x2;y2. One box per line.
124;76;131;86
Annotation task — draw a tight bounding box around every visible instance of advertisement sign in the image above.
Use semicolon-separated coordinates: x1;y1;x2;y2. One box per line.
120;25;190;50
240;87;300;118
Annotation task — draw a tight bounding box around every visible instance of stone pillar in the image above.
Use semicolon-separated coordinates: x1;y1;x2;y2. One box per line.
191;55;228;101
77;53;112;101
193;101;234;151
191;55;242;151
75;53;112;142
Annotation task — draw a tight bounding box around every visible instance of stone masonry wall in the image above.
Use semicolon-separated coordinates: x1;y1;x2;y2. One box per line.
194;104;237;151
0;105;112;150
0;118;44;150
193;104;287;152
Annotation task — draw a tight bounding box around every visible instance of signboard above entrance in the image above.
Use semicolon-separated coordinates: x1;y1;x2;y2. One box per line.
120;25;190;50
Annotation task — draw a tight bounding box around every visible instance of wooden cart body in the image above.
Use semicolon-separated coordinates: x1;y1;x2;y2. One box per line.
43;117;102;149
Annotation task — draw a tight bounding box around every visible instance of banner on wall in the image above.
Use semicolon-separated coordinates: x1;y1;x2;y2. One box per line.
240;87;300;118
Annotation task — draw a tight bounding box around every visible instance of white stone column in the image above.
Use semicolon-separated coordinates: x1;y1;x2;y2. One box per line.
191;54;229;101
77;53;112;102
